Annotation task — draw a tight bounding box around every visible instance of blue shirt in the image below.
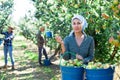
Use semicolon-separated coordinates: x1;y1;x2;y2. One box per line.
63;32;95;63
1;31;14;46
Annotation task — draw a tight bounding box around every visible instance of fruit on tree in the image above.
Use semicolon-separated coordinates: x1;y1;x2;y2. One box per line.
113;0;119;5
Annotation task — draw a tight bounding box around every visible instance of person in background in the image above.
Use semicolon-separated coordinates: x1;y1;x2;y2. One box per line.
0;26;15;70
36;27;48;66
55;14;95;64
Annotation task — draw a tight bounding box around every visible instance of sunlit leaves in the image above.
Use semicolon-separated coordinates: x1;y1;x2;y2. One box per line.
0;0;13;29
19;0;120;63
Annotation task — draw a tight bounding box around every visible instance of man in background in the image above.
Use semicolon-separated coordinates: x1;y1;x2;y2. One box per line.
36;27;48;66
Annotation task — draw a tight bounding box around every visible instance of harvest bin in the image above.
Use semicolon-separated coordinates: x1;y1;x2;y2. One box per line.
43;59;51;66
60;66;84;80
85;67;115;80
46;31;52;38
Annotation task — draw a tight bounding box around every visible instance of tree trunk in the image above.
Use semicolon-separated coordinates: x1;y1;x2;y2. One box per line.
49;44;61;60
110;46;118;60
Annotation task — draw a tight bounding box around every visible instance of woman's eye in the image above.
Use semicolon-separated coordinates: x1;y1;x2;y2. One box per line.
78;22;82;24
73;22;82;25
73;22;76;25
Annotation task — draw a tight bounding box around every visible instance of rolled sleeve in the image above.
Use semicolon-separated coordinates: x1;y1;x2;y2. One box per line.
62;36;71;60
83;37;95;63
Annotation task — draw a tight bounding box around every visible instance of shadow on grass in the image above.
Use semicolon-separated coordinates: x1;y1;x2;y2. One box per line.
0;60;61;80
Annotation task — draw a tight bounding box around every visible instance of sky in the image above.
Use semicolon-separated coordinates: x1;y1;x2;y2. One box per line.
12;0;35;24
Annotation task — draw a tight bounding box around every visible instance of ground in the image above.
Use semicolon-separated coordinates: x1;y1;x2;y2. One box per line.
0;35;120;80
0;36;61;80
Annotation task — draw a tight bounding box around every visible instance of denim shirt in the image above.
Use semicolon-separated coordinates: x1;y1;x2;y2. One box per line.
63;32;95;63
1;31;14;46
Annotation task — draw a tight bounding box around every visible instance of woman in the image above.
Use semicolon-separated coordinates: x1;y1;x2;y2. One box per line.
0;26;15;70
55;15;95;64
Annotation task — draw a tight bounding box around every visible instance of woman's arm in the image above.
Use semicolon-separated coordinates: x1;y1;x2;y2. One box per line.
55;36;65;53
55;36;71;60
83;37;95;63
5;33;14;40
0;31;6;35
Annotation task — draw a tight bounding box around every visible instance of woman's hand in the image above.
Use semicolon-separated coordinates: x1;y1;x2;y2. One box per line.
76;54;83;60
55;36;63;44
55;36;65;53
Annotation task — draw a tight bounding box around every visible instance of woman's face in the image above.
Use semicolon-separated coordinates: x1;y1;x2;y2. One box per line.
8;27;13;33
72;18;82;33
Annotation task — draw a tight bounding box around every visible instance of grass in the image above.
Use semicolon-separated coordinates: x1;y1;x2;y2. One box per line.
24;50;38;61
0;35;61;80
0;73;6;80
13;40;27;50
43;67;52;73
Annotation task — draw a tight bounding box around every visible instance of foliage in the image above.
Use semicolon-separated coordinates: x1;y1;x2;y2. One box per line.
18;0;120;63
0;0;14;31
18;15;38;44
0;72;6;80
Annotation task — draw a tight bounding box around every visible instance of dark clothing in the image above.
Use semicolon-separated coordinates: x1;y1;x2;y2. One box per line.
36;31;48;65
36;31;44;47
38;47;48;65
63;32;95;64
